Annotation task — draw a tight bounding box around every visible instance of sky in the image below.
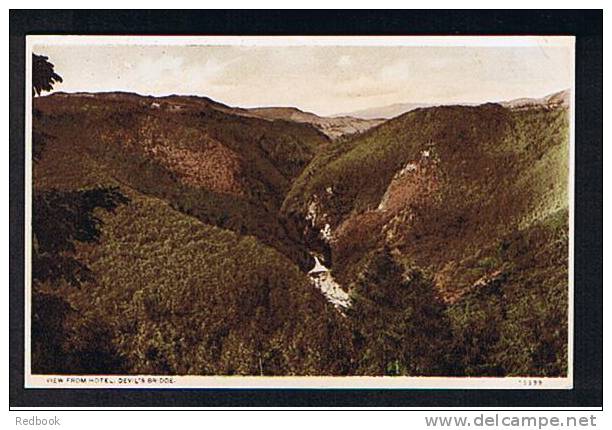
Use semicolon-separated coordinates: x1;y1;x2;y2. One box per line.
32;37;574;117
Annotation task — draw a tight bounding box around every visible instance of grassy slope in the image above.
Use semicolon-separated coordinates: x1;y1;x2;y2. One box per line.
446;208;568;376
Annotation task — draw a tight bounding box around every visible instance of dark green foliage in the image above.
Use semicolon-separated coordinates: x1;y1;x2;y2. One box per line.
493;209;569;376
349;248;455;376
284;105;569;273
31;92;353;375
32;109;55;162
44;194;354;375
33;187;129;254
446;280;507;376
31;292;74;373
31;187;130;373
32;54;62;96
284;102;569;377
447;209;568;376
32;187;129;287
103;147;313;269
30;55;128;374
31;291;126;374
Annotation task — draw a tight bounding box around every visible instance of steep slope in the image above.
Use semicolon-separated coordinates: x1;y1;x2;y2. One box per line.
283;99;569;299
248;106;384;139
282;97;570;376
34;92;330;269
32;190;354;375
31;94;354;375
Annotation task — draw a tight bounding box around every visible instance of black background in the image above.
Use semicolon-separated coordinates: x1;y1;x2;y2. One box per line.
9;9;603;409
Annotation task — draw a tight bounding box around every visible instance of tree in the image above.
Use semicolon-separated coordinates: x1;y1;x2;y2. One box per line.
32;54;62;96
349;248;456;375
32;187;130;287
32;54;63;161
30;56;131;374
31;187;130;374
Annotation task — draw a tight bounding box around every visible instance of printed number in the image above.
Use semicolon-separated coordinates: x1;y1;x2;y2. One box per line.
518;379;544;386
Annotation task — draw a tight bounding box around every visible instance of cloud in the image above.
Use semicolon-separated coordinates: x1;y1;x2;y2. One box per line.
379;60;413;82
126;53;234;95
331;74;398;99
38;43;573;116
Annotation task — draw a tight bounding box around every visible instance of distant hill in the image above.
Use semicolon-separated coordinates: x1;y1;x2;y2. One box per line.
247;106;384;139
338;90;570;120
338;102;484;120
500;89;570;110
338;102;436;119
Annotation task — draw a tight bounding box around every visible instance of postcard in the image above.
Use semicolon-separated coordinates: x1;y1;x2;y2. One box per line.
25;35;574;389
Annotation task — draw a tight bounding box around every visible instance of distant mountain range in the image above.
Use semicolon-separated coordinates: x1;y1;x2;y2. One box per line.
337;89;570;119
337;103;443;120
51;89;570;139
499;89;570;110
246;107;384;140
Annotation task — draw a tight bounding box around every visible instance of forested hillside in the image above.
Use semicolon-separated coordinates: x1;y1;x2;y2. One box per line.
283;99;570;376
32;87;570;377
31;92;354;375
